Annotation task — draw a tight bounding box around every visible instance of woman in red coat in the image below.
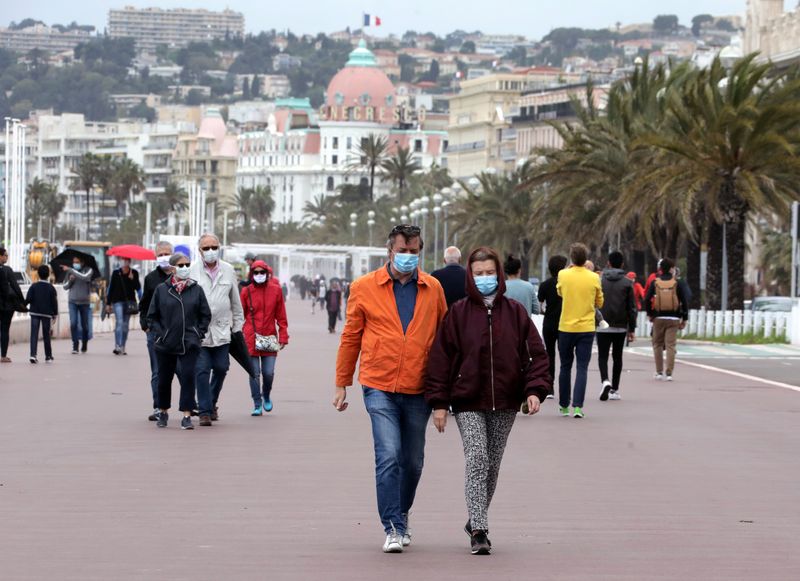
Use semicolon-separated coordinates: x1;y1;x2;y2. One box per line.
240;260;289;415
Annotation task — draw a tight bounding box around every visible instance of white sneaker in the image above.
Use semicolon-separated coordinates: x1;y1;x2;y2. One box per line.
665;374;673;382
402;514;412;547
654;373;664;381
599;380;612;401
609;391;621;400
545;394;554;399
383;532;403;553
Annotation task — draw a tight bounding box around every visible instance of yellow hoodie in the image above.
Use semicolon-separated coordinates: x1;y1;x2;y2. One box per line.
556;266;604;333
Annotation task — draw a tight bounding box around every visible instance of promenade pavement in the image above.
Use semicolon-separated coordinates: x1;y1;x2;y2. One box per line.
1;299;799;580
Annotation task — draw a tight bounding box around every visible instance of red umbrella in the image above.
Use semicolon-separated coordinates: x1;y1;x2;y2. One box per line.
107;244;156;260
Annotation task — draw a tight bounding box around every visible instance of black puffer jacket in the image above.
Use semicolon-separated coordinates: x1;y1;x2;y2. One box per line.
146;278;211;355
600;268;637;331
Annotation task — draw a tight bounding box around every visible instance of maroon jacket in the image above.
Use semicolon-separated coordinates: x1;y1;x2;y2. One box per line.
425;253;552;412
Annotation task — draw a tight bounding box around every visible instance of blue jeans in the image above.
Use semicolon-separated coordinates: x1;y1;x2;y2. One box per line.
69;303;91;347
558;332;595;408
112;302;131;348
362;387;431;535
249;355;276;406
196;344;230;417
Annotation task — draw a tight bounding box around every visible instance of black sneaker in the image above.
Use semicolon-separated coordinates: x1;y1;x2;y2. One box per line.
156;412;168;428
29;356;38;364
470;530;491;555
465;520;492;547
72;343;79;354
45;356;54;363
81;341;88;353
148;409;159;421
180;416;194;430
211;407;219;421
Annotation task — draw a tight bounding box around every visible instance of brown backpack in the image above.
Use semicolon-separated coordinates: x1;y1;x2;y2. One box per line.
652;279;680;312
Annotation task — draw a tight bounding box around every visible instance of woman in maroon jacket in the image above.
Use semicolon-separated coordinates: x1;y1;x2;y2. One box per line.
240;260;289;415
426;247;551;555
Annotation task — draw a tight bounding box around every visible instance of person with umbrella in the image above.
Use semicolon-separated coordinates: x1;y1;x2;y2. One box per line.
105;257;141;356
146;252;211;430
0;246;27;362
62;255;96;354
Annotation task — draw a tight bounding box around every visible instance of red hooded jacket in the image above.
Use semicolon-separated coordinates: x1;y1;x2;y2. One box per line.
425;248;551;412
240;260;289;357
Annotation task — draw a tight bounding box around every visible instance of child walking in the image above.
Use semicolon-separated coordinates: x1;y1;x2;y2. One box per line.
26;265;58;363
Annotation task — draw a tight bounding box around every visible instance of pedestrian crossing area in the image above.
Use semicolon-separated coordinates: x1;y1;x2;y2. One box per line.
627;342;800;359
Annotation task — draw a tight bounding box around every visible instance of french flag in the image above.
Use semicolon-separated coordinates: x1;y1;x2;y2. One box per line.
363;14;382;26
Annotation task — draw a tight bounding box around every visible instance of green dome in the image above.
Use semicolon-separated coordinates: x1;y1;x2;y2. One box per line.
345;39;377;67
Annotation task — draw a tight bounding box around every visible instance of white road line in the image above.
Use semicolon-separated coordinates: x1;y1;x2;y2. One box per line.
629;351;800;393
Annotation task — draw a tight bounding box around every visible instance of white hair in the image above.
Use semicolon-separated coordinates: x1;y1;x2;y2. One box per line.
198;233;220;246
444;246;462;265
155;241;173;253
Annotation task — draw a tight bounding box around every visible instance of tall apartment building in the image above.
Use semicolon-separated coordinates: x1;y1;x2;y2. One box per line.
32;113;186;230
445;73;526;179
108;6;245;53
0;24;93;54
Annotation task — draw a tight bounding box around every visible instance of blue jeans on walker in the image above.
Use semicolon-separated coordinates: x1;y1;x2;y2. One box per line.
196;344;230;417
112;302;131;349
69;302;91;347
249;355;276;406
362;387;431;535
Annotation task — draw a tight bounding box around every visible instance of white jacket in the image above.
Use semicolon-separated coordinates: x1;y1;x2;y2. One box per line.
190;259;244;347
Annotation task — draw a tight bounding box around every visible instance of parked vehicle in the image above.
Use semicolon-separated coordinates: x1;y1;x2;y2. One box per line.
750;296;795;312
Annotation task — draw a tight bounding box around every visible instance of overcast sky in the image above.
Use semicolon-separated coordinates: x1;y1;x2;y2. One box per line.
4;1;783;39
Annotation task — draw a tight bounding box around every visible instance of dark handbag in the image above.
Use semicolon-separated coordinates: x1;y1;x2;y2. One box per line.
112;270;139;315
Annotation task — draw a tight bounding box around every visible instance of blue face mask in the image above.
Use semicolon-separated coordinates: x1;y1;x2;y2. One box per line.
72;264;82;271
393;253;419;274
474;275;498;296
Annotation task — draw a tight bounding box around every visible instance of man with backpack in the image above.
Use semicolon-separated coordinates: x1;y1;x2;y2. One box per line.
644;258;689;382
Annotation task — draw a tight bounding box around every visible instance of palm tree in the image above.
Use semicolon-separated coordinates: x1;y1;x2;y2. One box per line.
303;193;338;225
161;182;188;214
381;146;420;201
637;56;800;309
26;178;56;238
71;153;101;239
450;162;539;278
348;134;389;202
249;185;275;228
234;186;254;230
112;158;146;217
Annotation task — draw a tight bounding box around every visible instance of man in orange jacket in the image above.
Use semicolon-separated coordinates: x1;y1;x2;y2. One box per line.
334;224;447;554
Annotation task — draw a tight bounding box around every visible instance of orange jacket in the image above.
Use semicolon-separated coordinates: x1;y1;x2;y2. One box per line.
336;264;447;394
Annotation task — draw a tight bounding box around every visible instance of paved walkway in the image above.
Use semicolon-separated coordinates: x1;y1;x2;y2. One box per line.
1;300;799;580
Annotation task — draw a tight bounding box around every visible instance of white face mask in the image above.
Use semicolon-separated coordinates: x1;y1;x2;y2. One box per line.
156;256;171;270
253;273;268;284
175;266;191;280
202;249;219;264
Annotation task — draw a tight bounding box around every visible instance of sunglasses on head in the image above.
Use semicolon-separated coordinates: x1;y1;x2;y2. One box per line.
201;245;220;251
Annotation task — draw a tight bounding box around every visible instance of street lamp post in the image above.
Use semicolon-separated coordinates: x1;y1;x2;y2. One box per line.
420;206;429;270
349;212;358;243
367;210;376;247
432;192;443;266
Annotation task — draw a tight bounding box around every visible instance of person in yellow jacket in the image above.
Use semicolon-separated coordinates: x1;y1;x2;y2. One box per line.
556;243;604;418
333;224;447;553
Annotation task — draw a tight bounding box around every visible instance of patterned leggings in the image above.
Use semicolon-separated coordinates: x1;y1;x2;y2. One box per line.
454;410;517;531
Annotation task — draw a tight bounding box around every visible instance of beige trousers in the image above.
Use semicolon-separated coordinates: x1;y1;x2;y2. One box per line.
652;318;681;375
